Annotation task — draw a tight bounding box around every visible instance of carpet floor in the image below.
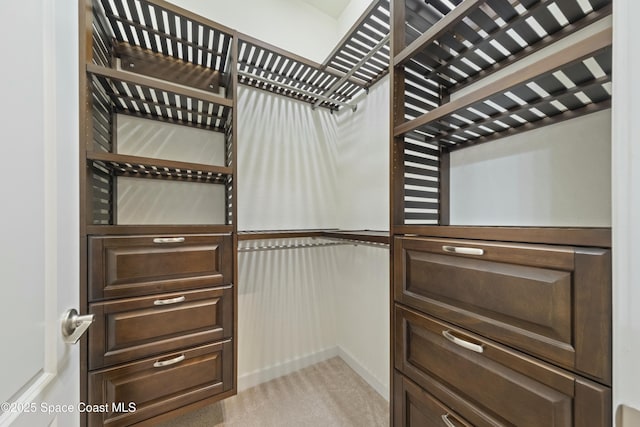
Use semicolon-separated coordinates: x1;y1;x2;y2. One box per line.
157;357;390;427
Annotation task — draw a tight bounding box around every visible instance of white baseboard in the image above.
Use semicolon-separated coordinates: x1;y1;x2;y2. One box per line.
238;347;339;392
337;347;389;401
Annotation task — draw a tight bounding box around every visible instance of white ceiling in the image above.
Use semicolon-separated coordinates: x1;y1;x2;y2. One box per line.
297;0;351;19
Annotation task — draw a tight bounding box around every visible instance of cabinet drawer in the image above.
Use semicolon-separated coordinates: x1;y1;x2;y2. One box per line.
394;236;611;383
394;372;472;427
395;305;611;427
88;286;233;369
88;340;233;427
89;234;232;300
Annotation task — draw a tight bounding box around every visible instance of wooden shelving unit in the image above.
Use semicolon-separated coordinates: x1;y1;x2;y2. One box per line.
79;0;238;425
236;0;392;112
389;0;613;425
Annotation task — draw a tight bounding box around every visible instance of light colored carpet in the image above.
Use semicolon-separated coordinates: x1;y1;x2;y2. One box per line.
158;357;390;427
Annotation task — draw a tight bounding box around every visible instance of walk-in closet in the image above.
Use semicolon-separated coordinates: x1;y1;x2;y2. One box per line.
75;0;615;426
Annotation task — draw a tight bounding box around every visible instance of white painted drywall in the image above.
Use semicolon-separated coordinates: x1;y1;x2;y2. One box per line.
236;86;340;230
115;115;228;224
237;239;340;389
450;109;612;227
166;0;340;63
165;0;393;399
612;0;640;424
235;74;390;398
117;115;226;165
336;76;390;230
337;0;376;40
334;244;390;399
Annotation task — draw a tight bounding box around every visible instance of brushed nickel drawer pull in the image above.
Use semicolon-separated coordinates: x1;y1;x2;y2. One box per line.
442;245;484;256
153;354;185;368
153;237;185;244
441;414;456;427
442;330;484;354
153;296;186;306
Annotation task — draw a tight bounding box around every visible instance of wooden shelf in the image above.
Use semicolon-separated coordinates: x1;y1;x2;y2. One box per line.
394;225;611;248
322;0;391;89
88;152;232;184
86;224;234;236
237;35;361;111
238;229;390;245
397;0;611;93
87;64;233;131
236;0;391;111
96;0;234;73
395;28;612;150
323;230;390;245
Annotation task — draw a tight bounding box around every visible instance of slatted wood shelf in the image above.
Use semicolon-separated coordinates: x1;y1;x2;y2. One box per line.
322;0;391;90
398;0;611;94
237;0;392;111
395;28;612;150
238;229;390;245
96;0;234;75
88;152;232;184
395;225;611;248
88;63;233;131
237;35;363;111
86;224;235;235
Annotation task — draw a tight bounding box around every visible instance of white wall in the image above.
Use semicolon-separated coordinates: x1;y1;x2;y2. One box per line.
334;244;389;399
235;77;390;397
337;0;375;40
115;115;227;225
237;239;340;390
167;0;340;63
237;86;340;230
165;0;392;399
450;109;611;227
336;76;390;230
612;0;640;425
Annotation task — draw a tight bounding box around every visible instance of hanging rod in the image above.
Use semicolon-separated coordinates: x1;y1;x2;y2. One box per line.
324;238;389;249
313;33;390;109
238;240;350;252
237;71;358;111
238;239;390;252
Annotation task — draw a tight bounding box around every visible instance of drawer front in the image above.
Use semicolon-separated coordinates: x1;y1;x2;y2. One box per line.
395;306;610;427
89;286;233;369
394;236;611;382
394;372;472;427
88;340;233;427
89;234;232;300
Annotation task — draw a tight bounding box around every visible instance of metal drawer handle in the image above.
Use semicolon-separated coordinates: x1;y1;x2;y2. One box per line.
153;296;186;306
441;414;457;427
442;245;484;256
153;354;185;368
442;330;484;354
153;237;185;244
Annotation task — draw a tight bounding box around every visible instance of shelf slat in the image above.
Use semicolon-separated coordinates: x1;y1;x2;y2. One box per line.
394;0;482;67
394;28;612;137
87;63;232;108
393;226;612;248
88;152;232;184
87;224;234;236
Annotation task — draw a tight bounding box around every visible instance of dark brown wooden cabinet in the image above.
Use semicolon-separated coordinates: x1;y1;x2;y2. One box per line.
79;1;239;424
395;305;610;426
88;340;233;426
89;234;233;300
88;285;233;369
394;236;611;384
389;1;613;425
84;233;236;425
394;373;473;427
